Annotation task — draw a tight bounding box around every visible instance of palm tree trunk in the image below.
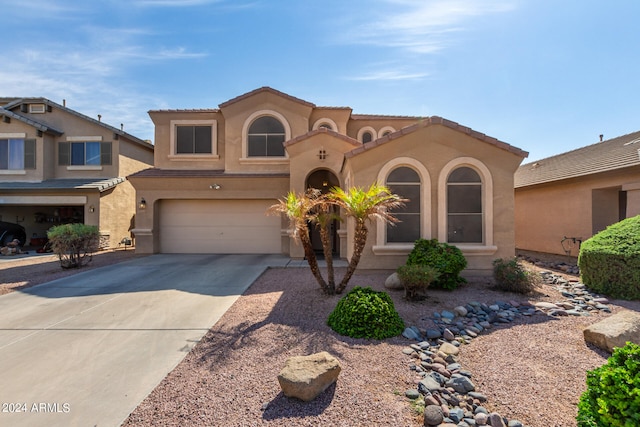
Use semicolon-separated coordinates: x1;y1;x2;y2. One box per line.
298;225;328;293
319;221;335;294
337;221;368;293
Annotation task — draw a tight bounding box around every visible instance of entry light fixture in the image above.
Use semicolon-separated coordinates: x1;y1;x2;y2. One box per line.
209;184;221;190
139;198;147;209
89;205;95;213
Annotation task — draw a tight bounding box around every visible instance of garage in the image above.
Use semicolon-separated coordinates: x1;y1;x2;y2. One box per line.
159;199;281;254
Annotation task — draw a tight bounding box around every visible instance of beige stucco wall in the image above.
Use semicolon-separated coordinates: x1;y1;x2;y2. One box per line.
515;167;640;256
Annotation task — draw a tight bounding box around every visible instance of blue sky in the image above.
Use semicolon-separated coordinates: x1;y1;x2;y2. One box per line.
1;0;638;162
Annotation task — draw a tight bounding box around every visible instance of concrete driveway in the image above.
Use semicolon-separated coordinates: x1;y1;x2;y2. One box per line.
0;254;293;427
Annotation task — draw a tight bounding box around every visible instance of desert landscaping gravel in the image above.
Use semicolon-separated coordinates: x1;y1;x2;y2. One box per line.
3;252;639;426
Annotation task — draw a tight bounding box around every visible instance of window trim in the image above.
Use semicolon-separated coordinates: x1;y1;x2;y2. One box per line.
240;110;290;164
59;137;111;169
438;157;496;254
357;126;377;143
0;133;34;173
379;126;396;137
373;157;431;254
312;118;338;132
169;120;218;160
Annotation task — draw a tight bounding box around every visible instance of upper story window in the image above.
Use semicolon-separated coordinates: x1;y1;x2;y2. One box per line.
247;116;285;157
386;166;421;243
447;166;482;243
59;141;112;166
0;138;35;170
176;125;212;154
379;126;396;138
362;131;373;143
169;120;218;159
312;118;338;132
357;126;377;143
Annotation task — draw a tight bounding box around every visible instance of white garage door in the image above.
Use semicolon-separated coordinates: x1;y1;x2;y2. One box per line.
159;199;281;253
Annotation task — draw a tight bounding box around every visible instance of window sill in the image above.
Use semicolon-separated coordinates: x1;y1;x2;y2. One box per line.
372;244;414;255
0;169;27;175
453;244;498;255
168;154;220;161
239;157;289;165
66;166;103;171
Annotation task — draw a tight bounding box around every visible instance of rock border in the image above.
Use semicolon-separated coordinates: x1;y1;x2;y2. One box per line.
401;271;611;427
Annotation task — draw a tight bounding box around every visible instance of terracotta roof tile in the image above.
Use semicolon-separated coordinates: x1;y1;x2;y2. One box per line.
219;87;315;109
515;131;640;188
345;116;528;159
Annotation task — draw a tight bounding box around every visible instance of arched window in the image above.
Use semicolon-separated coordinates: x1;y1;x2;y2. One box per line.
362;131;373;143
247;116;285;157
447;167;482;243
386;167;421;243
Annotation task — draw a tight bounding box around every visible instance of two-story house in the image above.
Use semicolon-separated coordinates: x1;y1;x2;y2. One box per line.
129;87;527;275
0;98;154;249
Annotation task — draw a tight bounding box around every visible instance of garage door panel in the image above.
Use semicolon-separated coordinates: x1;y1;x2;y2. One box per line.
159;200;281;254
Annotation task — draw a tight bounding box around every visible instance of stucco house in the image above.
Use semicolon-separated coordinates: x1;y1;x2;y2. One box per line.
0;98;154;249
129;87;527;275
515;130;640;257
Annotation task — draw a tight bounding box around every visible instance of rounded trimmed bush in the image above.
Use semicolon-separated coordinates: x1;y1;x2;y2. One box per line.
492;257;541;294
578;215;640;300
406;238;467;290
396;264;439;300
327;286;404;340
577;341;640;426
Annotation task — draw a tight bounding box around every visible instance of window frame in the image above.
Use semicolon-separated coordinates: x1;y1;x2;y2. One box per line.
240;110;290;164
169;119;218;160
0;135;36;172
59;137;112;169
437;157;496;254
385;166;421;243
312;118;338;132
357;126;377;143
373;157;431;255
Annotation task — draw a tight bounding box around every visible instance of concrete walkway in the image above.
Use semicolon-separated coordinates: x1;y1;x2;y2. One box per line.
0;254;304;427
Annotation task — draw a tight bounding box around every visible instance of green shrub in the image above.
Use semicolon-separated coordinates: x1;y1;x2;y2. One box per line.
396;264;440;300
577;341;640;427
578;215;640;299
492;257;541;294
327;286;404;340
406;238;467;290
47;223;100;269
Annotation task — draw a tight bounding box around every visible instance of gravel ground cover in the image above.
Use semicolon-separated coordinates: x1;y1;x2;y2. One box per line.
3;253;639;426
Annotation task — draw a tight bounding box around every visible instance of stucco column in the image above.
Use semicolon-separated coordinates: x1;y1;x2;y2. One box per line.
623;181;640;217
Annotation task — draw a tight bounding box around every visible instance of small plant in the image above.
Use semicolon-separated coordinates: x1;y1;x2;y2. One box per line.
47;223;100;269
396;264;440;300
577;341;640;427
327;286;404;340
406;238;467;290
492;257;541;294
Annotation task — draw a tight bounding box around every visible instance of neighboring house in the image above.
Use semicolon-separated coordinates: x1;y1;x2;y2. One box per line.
128;87;527;275
515;131;640;257
0;98;154;249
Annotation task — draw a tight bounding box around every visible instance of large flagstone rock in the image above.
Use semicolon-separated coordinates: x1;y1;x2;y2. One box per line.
583;310;640;353
277;351;341;401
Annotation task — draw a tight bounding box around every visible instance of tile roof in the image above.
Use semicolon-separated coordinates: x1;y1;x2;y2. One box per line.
0;107;64;135
128;168;289;178
3;98;153;150
350;113;423;120
0;178;125;192
219;86;316;109
283;127;361;148
345;116;528;159
515;130;640;188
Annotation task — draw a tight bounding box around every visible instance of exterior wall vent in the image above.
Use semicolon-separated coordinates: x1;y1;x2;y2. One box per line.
29;103;46;114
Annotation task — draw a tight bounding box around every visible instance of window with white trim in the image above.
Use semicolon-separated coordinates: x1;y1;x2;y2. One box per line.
247;116;285;157
447;166;482;243
386;167;421;242
0;138;35;169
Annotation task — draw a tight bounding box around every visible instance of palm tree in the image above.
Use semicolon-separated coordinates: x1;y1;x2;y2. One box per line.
307;191;341;294
329;183;406;294
268;191;329;293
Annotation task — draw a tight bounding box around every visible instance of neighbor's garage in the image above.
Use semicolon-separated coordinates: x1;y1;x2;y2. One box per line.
158;199;281;253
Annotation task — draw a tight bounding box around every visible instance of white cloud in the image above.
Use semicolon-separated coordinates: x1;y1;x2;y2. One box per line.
347;70;429;81
340;0;515;54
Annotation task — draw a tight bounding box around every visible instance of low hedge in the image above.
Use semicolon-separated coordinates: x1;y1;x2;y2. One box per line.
578;215;640;300
406;238;467;290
